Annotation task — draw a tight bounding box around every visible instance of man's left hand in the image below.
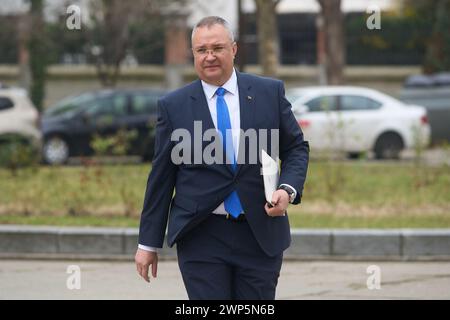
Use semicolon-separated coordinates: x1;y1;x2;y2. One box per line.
264;189;289;217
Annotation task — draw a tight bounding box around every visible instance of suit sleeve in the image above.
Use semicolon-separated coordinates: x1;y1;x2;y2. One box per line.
138;98;178;247
277;81;310;204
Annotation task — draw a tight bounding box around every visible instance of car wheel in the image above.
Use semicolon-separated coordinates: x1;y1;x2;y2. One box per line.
347;152;361;160
43;136;69;165
374;132;403;160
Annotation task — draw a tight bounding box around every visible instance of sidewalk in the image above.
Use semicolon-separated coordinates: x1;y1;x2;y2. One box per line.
1;259;449;299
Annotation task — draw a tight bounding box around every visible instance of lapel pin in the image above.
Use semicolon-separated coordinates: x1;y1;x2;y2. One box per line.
247;96;252;100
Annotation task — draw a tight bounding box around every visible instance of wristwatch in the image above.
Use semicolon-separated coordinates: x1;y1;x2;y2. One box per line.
277;185;295;203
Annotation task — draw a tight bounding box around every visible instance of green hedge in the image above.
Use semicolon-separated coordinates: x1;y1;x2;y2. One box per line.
346;12;432;65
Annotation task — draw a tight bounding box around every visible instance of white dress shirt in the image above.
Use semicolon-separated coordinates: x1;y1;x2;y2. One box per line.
138;69;296;252
201;68;241;216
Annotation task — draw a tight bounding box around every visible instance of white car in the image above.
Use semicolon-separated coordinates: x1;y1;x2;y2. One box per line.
286;86;431;159
0;86;42;150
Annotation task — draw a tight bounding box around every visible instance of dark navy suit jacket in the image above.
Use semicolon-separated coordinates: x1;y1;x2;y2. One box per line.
138;71;309;257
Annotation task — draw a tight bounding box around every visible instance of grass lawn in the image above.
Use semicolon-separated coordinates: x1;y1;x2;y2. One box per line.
0;161;449;228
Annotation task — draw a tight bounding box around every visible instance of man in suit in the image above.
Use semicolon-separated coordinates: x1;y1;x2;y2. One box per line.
135;16;309;300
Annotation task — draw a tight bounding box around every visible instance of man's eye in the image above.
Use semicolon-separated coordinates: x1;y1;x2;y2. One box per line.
214;47;224;52
196;48;207;54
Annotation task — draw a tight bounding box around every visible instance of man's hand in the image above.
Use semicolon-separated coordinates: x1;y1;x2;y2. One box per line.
135;248;158;283
264;189;289;217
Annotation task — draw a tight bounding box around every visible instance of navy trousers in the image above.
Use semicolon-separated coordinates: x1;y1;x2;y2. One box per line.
176;214;283;300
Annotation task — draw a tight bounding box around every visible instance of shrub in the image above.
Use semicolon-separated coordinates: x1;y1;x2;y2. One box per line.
0;134;40;175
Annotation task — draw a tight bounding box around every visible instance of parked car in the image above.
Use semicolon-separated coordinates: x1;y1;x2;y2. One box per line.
286;86;431;159
41;88;166;165
400;73;450;144
0;86;41;151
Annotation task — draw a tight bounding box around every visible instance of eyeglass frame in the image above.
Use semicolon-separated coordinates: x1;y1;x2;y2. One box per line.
192;41;236;57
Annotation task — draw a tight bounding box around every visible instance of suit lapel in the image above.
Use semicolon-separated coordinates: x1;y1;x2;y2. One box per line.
190;80;234;175
189;73;255;176
236;71;255;176
190;79;215;132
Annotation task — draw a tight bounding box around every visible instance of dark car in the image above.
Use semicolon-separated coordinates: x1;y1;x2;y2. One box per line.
41;88;166;164
400;73;450;144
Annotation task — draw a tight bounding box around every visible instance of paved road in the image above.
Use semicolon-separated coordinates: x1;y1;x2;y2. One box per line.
1;259;449;299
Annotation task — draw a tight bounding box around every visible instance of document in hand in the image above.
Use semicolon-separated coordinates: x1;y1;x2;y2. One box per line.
261;150;279;205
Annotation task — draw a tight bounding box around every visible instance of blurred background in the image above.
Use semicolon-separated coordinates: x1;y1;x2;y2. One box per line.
0;0;449;230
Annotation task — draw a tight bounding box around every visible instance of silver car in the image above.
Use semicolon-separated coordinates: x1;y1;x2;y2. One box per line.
0;86;42;150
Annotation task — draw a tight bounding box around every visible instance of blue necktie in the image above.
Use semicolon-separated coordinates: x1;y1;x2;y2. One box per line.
216;87;243;218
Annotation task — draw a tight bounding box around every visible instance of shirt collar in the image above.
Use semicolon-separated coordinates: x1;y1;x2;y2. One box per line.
201;68;238;100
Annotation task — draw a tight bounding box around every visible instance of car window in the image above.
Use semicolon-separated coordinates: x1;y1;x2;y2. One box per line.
85;94;128;118
131;94;158;115
305;95;337;112
340;95;382;111
45;93;96;117
285;92;304;105
0;97;14;111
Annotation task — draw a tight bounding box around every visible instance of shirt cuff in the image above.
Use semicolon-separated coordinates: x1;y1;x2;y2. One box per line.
138;244;160;252
279;183;297;202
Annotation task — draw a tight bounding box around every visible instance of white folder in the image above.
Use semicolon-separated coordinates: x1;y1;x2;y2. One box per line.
261;150;279;205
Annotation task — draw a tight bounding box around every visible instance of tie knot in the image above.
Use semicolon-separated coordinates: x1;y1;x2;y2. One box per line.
216;87;226;97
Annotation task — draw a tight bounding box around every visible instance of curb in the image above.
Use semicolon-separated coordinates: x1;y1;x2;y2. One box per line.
1;225;450;261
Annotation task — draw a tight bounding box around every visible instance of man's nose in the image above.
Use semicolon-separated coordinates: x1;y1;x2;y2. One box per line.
205;52;217;62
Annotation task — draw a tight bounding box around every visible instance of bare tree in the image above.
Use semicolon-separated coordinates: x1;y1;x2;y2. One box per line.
17;13;31;94
254;0;281;77
420;0;450;73
88;0;187;87
317;0;345;85
88;0;134;87
236;0;247;72
28;0;48;111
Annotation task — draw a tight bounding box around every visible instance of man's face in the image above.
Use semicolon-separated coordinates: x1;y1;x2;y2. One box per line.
192;24;237;86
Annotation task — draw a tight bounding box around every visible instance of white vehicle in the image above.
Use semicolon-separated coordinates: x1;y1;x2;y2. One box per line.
286;86;431;159
0;86;42;150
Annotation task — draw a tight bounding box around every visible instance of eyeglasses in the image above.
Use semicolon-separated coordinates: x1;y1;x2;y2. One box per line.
193;44;232;57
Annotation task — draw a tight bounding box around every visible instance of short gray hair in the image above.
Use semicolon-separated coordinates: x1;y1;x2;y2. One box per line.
191;16;235;44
